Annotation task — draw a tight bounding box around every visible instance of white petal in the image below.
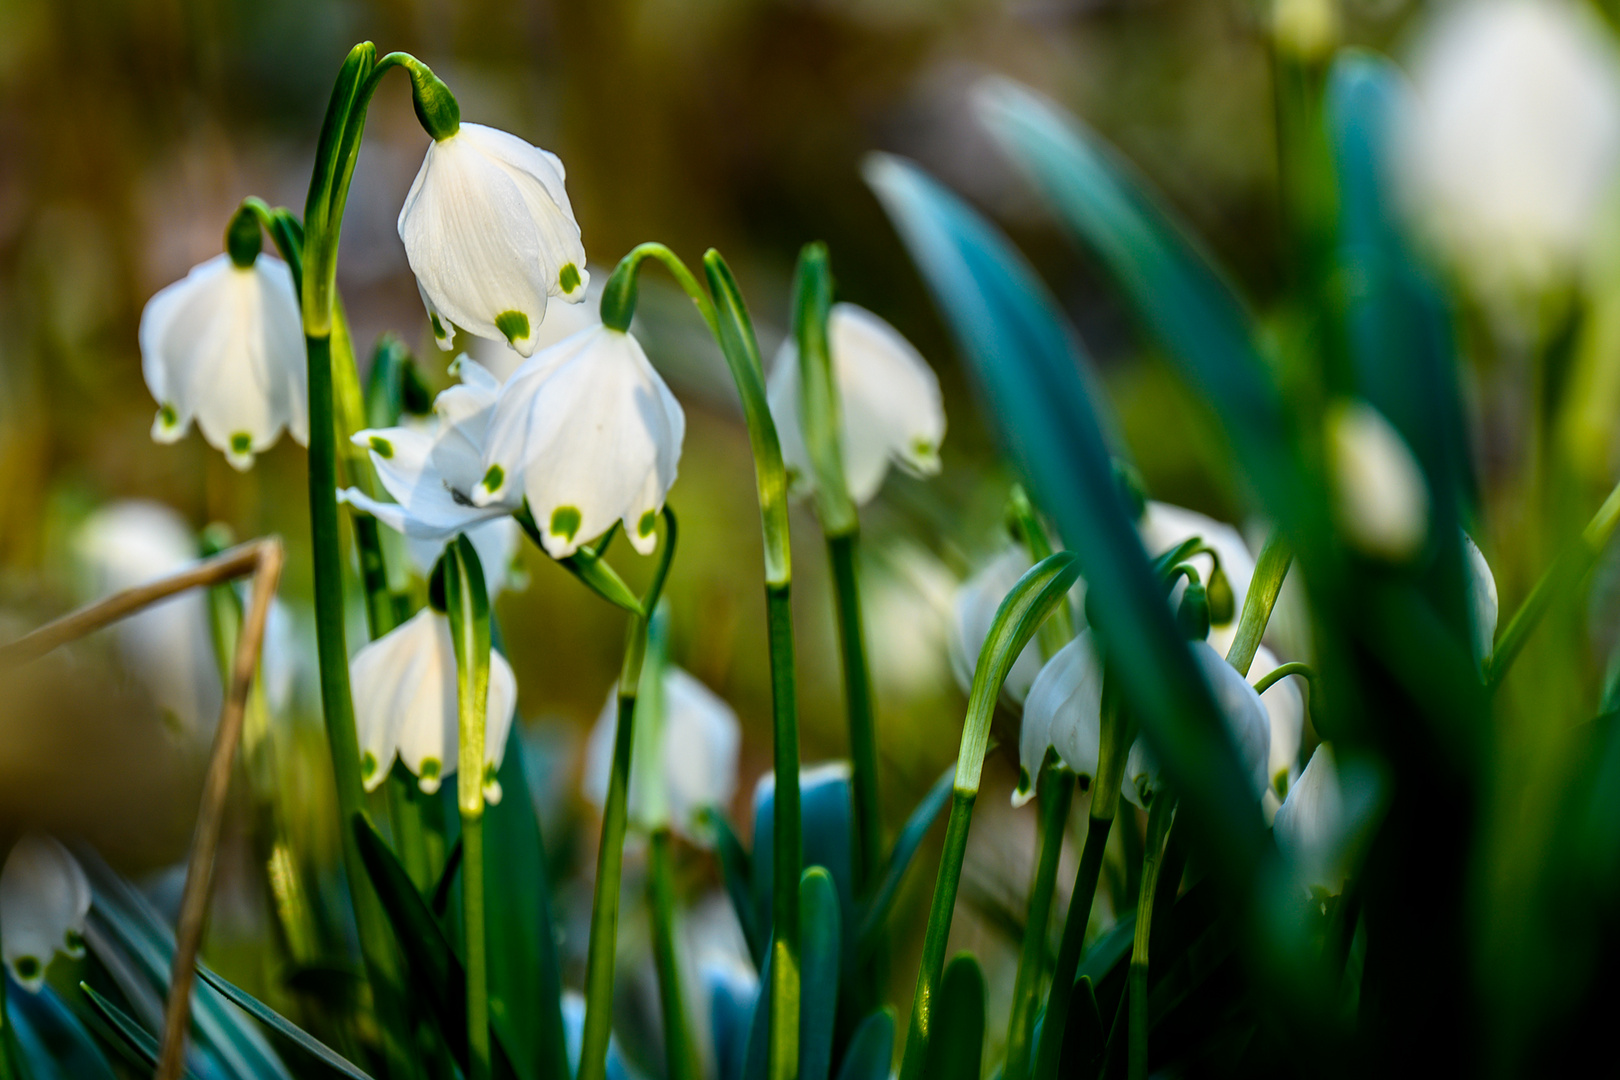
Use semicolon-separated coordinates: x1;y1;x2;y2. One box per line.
661;668;741;841
458;124;590;303
829;304;945;503
1122;736;1160;810
1192;641;1272;801
1249;645;1305;800
948;547;1053;703
482;648;520;804
419;280;456;351
350;609;438;791
1327;400;1430;561
1274;743;1348;896
1464;531;1499;663
1;835;91;991
1141;502;1256;655
1017;630;1104;807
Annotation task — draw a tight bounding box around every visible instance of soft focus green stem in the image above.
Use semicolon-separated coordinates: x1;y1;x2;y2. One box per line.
1008;485;1073;657
1004;763;1074;1080
828;534;881;896
765;582;803;1080
648;829;700;1080
897;790;976;1080
599;242;720;338
1225;531;1293;676
1251;661;1315;696
462;816;490;1080
1129;796;1176;1080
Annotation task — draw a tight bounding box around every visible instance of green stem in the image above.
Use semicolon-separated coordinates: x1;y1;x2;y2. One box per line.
1224;531;1293;677
1128;796;1176;1080
1007;485;1073;657
828;534;882;896
1003;763;1074;1080
766;582;802;1080
1251;661;1315;696
1031;814;1113;1080
896;790;976;1080
463;815;490;1080
648;829;700;1080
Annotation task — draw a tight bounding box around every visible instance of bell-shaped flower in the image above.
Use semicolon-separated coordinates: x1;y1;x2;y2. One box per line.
349;607;518;801
949;545;1084;705
1327;400;1430;561
1123;641;1271;808
1015;629;1104;807
1;835;90;992
1464;531;1499;664
139;252;307;470
582;666;741;843
1250;645;1305;801
768;303;945;506
1399;0;1620;301
399;123;589;356
474;325;685;558
1274;743;1349;898
464;270;606;382
76;501;222;737
1140;502;1255;657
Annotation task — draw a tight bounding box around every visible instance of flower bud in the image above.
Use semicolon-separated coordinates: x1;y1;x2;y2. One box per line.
1177;577;1211;641
405;58;461;141
1207;564;1235;626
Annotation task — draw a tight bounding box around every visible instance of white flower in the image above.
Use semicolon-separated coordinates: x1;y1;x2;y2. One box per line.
349;607;518;801
76;501;221;736
1;835;90;992
1400;0;1620;299
1327;400;1430;561
1274;743;1348;897
139;253;307;470
1250;645;1305;801
1123;641;1271;808
949;545;1084;705
464;271;605;382
399;123;589;356
1464;531;1499;664
583;666;741;842
341;357;523;593
1015;629;1105;807
474;326;685;558
768;303;945;506
1141;502;1256;657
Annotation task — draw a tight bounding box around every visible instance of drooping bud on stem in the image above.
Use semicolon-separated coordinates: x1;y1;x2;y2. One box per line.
225;203;263;268
403;57;460;141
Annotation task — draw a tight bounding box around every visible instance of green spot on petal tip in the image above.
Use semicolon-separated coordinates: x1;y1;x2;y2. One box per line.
495;310;530;344
361;751;377;780
420;758;441;780
369;435;394;458
15;957;39;980
559;262;582;294
430;312;447;339
159;403;177;427
638;510;657;537
551;505;582;542
230;432;252;454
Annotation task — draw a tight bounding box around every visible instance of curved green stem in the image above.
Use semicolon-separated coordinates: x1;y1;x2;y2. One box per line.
1224;531;1292;677
1129;795;1177;1080
1003;763;1074;1080
1251;660;1315;696
1007;485;1073;658
599;242;720;338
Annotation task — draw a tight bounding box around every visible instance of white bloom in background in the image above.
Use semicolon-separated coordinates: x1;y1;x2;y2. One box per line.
1274;743;1348;897
1124;641;1271;808
1015;629;1105;807
76;501;221;736
465;271;605;382
583;666;741;842
1141;502;1255;657
1;835;91;992
1400;0;1620;299
1464;532;1500;663
341;357;522;593
399;123;589;356
768;303;945;506
1250;645;1305;801
949;545;1082;704
475;326;685;558
349;607;518;802
1327;400;1430;561
139;253;307;470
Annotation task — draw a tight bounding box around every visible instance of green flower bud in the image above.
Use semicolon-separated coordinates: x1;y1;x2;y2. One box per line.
1207;564;1235;625
225;203;263;269
1177;578;1210;640
405;59;461;142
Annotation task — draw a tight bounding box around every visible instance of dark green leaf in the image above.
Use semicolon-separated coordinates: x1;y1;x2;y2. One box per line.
920;954;985;1080
752;767;855;972
1054;976;1104;1080
857;763;953;954
194;965;373;1079
704;808;762;967
798;868;842;1080
77;982;164;1072
833;1009;895;1080
8;984;117;1080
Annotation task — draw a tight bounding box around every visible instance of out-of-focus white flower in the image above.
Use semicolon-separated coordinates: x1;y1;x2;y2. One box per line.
341;357;522;593
1;835;90;992
399;123;588;356
349;608;517;802
1124;641;1271;808
474;326;685;558
1464;531;1499;663
1400;0;1620;299
863;542;957;700
1250;645;1305;801
1274;743;1348;897
1015;629;1105;807
583;666;741;842
76;501;221;736
949;546;1083;704
464;271;605;382
1327;399;1430;561
139;253;307;470
1141;502;1256;657
768;303;945;506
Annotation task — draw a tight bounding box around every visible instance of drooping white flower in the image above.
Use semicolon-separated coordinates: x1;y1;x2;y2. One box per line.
1274;743;1348;897
139;253;308;471
583;666;741;842
768;303;945;506
1141;502;1257;657
399;123;589;356
341;357;523;593
1464;531;1500;664
76;501;221;736
1;835;90;992
1123;641;1271;808
1327;400;1430;561
1015;629;1105;807
1250;645;1305;801
464;271;605;382
349;607;518;802
1400;0;1620;299
474;325;685;558
949;547;1048;704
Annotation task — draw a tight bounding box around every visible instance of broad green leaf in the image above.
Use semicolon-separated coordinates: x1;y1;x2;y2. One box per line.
194;965;373;1079
832;1009;895;1080
856;763;953;953
751;767;855;971
1053;976;1104;1080
919;954;985;1080
798;868;842;1080
706;962;758;1080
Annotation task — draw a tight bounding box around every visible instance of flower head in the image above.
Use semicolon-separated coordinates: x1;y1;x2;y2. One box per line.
474;326;685;558
768;303;945;506
949;545;1082;705
399;123;589;356
1015;629;1104;807
139;253;307;470
349;607;518;802
1274;743;1348;897
1327;399;1430;561
1141;502;1255;657
1;835;90;992
583;666;741;842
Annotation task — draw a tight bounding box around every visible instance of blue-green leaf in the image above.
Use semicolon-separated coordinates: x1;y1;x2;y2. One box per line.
8;984;117;1080
833;1009;895;1080
77;982;166;1072
798;868;842;1080
752;766;855;972
194;965;373;1079
856;764;953;955
920;954;985;1080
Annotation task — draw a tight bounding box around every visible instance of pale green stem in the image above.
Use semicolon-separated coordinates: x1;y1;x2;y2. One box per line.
1129;795;1177;1080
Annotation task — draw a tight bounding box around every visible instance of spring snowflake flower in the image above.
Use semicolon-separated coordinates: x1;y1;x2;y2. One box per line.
400;123;589;356
349;607;518;802
1;835;91;992
1274;743;1349;897
948;546;1062;705
1327;399;1430;562
1251;645;1306;801
139;252;307;470
768;303;945;506
1015;628;1105;807
582;666;741;842
1141;502;1255;658
474;325;685;558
